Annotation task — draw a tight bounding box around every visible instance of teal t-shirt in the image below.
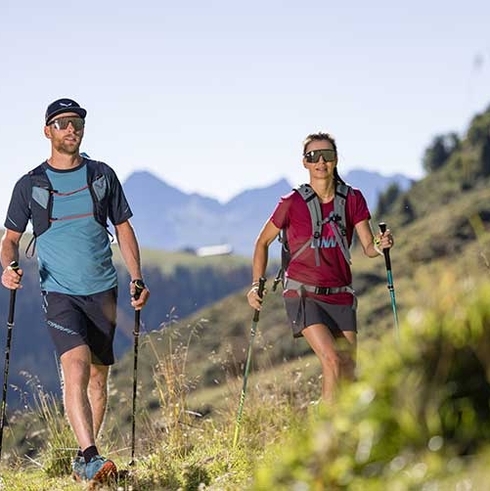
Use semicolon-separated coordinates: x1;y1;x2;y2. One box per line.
36;164;118;294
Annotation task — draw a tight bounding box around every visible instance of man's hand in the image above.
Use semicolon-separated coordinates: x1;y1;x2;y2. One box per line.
1;262;22;290
130;279;150;310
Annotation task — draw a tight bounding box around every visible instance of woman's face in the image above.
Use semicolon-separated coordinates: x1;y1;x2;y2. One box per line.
302;139;337;179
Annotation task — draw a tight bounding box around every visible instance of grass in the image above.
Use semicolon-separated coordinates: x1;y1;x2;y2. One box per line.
0;356;318;490
3;271;490;490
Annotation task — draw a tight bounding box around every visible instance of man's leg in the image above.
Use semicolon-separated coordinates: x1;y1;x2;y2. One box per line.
46;290;116;482
60;345;96;451
88;363;110;438
61;346;116;482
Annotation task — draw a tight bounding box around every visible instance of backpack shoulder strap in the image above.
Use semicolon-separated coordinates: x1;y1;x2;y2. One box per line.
85;158;106;184
28;162;51;186
291;184;323;266
25;162;52;257
334;183;349;231
295;183;322;244
330;182;353;264
84;159;113;239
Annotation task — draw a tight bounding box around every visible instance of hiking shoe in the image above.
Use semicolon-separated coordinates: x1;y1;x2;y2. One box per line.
72;455;86;482
85;455;117;483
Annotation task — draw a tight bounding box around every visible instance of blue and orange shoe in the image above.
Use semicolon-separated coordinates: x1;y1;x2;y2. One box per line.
71;455;86;482
85;455;117;483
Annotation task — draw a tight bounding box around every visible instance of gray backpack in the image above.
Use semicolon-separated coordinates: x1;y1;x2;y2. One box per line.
272;182;353;291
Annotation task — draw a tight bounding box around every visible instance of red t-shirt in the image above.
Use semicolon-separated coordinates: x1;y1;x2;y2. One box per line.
270;186;371;304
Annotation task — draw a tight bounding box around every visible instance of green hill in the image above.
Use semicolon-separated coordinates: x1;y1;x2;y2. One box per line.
91;104;490;439
2;103;490;489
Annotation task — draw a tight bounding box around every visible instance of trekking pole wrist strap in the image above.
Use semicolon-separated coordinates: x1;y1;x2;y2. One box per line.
131;279;146;290
373;237;383;256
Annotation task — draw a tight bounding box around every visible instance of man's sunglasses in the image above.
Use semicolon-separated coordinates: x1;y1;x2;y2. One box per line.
304;149;337;163
49;116;85;131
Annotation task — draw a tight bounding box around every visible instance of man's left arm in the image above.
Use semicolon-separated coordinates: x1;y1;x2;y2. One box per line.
114;220;150;309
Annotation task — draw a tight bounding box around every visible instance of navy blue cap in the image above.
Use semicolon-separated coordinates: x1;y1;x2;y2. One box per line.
45;98;87;125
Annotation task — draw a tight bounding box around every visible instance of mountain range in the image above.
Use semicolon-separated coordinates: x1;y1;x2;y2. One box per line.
122;169;414;256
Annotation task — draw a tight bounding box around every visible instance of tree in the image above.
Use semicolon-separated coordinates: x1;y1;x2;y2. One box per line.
376;182;402;217
422;133;460;173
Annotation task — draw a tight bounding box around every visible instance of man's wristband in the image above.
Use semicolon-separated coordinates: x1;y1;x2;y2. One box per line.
131;279;146;290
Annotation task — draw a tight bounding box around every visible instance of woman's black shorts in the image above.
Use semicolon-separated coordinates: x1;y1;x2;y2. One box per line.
284;295;357;338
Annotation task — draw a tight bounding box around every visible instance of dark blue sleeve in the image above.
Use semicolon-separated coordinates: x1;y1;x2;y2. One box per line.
104;164;133;226
3;175;31;233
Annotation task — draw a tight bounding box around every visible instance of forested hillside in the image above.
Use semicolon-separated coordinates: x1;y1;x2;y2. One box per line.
107;102;490;417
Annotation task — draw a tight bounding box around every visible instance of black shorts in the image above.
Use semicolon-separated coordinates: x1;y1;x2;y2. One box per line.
284;296;357;338
42;288;118;365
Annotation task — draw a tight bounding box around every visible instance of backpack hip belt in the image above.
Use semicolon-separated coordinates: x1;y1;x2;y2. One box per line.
284;277;354;295
284;278;357;309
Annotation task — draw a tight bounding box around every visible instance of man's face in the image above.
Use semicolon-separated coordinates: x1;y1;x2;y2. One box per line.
44;112;85;155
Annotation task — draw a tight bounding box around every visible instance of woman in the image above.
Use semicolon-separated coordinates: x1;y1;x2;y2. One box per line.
247;131;394;403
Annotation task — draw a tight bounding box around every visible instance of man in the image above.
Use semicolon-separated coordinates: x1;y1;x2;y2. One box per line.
0;98;150;483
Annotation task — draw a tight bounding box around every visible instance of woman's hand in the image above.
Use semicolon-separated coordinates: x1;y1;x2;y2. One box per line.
373;228;394;254
246;283;267;310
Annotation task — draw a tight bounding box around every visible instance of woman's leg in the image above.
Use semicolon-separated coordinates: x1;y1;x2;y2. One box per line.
303;324;357;402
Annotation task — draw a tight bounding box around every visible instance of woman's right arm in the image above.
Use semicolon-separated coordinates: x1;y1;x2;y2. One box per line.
247;219;281;310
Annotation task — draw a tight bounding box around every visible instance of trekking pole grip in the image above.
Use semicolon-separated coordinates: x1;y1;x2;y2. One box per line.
8;261;20;285
8;262;20;323
132;279;145;301
253;277;266;322
378;222;392;270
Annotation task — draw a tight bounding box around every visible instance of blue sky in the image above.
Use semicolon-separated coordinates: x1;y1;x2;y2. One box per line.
1;0;489;219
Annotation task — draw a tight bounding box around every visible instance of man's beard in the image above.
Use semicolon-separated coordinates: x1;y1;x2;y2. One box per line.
56;139;81;155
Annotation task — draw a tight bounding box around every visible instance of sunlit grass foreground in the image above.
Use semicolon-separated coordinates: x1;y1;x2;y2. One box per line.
1;272;490;490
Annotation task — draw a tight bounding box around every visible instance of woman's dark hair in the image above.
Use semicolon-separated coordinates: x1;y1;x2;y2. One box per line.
302;132;345;184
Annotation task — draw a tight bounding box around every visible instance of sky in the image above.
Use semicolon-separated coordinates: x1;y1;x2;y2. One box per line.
1;0;489;219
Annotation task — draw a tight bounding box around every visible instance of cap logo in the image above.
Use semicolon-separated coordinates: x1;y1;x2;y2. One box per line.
45;98;86;123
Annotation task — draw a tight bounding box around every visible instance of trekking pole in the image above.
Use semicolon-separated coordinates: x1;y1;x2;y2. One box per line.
379;223;400;340
129;280;145;466
233;277;266;448
0;261;20;460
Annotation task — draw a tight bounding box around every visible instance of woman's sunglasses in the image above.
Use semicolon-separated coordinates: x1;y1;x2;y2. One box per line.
304;149;337;163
